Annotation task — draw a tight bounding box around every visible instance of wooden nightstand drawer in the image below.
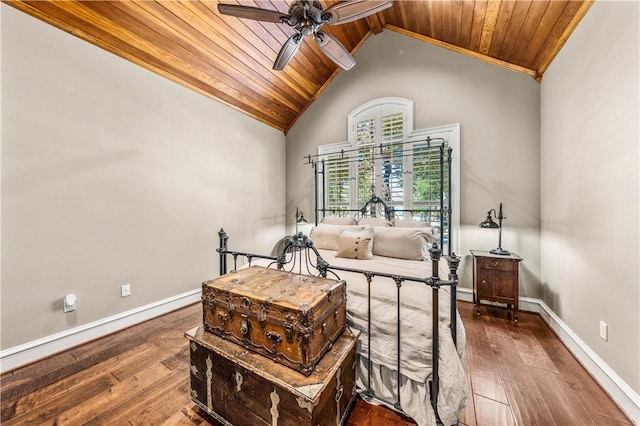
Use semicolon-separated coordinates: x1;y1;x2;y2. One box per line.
476;257;515;272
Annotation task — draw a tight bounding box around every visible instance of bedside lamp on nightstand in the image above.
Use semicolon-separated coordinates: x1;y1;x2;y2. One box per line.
479;202;510;255
295;207;309;235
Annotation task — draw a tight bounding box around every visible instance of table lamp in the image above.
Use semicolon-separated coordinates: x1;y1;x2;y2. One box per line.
479;202;510;255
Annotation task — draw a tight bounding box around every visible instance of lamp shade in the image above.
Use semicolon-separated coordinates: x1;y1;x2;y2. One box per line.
479;213;499;229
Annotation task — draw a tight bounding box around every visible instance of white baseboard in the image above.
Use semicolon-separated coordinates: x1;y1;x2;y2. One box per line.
456;287;639;424
0;289;202;374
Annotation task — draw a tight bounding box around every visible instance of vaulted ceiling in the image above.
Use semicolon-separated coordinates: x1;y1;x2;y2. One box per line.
6;1;593;133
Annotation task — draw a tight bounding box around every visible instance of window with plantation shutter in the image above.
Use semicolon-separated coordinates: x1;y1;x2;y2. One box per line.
315;98;460;252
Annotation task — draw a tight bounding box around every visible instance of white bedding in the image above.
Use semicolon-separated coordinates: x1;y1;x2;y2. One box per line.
249;248;468;426
317;249;468;426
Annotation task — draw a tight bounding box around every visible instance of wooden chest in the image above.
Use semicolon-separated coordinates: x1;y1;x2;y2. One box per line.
201;266;346;375
186;325;358;426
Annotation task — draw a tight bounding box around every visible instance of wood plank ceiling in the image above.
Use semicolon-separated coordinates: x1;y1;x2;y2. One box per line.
6;1;593;133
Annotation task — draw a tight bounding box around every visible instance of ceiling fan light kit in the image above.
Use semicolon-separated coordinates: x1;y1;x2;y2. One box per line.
217;0;394;71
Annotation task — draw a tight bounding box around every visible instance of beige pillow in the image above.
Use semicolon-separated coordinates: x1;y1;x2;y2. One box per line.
309;224;367;251
357;217;393;227
321;216;357;225
372;226;436;260
336;228;374;260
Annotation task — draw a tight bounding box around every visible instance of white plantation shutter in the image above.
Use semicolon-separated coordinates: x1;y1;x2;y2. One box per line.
380;112;404;209
355;118;376;206
354;111;406;208
325;151;350;212
411;139;449;224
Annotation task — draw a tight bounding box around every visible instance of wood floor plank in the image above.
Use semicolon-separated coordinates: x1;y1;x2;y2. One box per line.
81;357;191;424
125;375;191;425
501;376;556;425
469;370;509;405
1;374;119;425
473;394;515;426
486;332;525;370
506;325;559;372
0;351;76;400
109;344;165;381
2;342;159;422
529;365;596;425
50;363;173;424
69;327;143;361
458;358;478;426
589;412;634;425
0;353;78;405
160;408;206;426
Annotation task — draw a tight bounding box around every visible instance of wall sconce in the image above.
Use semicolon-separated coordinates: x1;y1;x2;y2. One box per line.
479;202;510;255
295;207;308;234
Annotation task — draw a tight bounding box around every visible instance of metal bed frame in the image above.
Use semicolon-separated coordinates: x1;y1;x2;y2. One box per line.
216;144;460;423
215;140;460;423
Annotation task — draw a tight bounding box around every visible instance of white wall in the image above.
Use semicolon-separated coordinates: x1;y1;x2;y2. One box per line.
286;30;541;296
1;4;286;350
541;0;639;397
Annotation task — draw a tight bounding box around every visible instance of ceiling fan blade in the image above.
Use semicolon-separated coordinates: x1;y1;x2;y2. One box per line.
217;4;288;23
273;34;302;70
323;0;393;25
315;31;356;70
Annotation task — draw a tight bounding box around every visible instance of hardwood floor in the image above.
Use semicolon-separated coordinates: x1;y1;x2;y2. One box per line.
0;301;632;425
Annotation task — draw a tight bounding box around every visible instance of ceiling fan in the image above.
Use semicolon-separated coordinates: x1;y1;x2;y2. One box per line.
217;0;394;71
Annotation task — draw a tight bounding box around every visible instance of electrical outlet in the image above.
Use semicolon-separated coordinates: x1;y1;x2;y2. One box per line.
599;320;608;341
121;284;131;298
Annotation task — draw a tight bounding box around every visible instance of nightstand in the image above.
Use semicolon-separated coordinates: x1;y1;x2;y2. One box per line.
470;250;523;322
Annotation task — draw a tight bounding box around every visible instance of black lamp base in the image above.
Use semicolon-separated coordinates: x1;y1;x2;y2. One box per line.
490;247;511;255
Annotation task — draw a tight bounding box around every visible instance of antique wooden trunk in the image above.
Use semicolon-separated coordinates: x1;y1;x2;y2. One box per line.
186;325;358;426
201;266;346;375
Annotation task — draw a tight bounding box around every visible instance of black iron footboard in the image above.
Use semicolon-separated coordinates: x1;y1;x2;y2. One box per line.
216;229;460;423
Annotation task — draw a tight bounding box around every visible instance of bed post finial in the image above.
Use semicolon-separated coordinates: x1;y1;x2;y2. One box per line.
218;228;229;275
428;242;442;281
445;252;460;281
445;252;460;349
